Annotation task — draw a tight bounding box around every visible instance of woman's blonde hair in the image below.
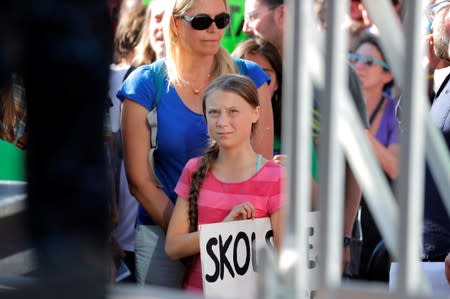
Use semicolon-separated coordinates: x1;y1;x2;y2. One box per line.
162;0;237;86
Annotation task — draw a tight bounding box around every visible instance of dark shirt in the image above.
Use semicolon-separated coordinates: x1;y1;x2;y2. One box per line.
423;77;450;261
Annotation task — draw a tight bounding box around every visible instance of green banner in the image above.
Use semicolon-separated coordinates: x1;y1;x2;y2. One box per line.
222;0;248;53
0;140;25;181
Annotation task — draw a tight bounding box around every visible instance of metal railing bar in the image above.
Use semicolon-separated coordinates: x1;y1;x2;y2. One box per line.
319;0;348;291
396;0;431;295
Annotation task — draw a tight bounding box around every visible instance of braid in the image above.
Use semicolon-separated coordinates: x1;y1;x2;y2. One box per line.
188;144;219;232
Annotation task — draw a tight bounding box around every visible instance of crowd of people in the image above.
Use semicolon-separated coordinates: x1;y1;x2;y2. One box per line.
0;0;448;294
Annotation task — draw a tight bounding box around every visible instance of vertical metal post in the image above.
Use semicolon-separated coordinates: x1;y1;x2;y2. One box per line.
279;0;313;297
319;0;348;293
396;0;430;296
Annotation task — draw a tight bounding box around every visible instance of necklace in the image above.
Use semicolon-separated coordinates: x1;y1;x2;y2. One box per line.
186;81;201;94
183;74;211;95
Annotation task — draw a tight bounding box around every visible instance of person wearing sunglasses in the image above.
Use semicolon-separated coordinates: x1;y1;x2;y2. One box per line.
117;0;272;289
350;34;400;280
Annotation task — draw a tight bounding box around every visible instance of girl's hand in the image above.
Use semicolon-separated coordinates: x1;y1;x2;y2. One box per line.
223;202;256;222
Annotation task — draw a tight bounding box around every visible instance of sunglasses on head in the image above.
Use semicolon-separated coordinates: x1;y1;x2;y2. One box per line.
179;12;230;30
348;52;390;70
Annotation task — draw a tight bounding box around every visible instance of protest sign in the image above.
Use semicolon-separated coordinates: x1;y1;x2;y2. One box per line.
199;212;320;299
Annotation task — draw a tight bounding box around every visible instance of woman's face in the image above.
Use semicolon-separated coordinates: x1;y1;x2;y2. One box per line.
352;43;392;93
174;0;228;57
243;52;279;97
205;90;259;150
349;0;363;22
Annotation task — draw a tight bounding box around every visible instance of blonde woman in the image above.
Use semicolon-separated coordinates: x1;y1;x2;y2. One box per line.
117;0;272;288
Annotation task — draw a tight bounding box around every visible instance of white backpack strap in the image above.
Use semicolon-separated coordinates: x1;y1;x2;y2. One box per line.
146;107;158;149
148;147;163;188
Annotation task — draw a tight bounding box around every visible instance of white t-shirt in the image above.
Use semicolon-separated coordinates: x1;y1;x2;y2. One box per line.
109;64;138;252
108;64;129;133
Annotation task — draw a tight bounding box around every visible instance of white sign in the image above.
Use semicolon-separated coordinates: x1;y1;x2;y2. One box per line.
389;262;450;295
199;217;272;299
199;212;320;299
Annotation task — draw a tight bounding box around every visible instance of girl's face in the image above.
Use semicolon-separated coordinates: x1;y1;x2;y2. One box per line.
353;43;392;93
243;52;279;97
174;0;228;57
205;90;259;150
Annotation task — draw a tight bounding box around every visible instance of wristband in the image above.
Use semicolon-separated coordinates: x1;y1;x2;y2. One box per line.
343;236;352;247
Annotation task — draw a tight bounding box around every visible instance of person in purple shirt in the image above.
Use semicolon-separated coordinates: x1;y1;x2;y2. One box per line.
349;33;400;279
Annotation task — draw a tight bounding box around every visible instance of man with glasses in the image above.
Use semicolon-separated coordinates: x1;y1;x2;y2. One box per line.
243;0;285;57
421;0;450;264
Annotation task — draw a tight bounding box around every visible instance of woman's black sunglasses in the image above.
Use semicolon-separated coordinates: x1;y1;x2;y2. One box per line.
179;12;230;30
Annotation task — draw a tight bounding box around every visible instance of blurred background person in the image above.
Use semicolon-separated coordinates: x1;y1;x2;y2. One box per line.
243;0;285;57
132;0;166;66
232;38;282;155
0;73;27;149
421;0;450;264
108;2;146;283
349;34;399;279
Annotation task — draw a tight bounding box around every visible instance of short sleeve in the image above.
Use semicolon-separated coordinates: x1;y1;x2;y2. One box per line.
116;65;157;111
234;58;271;89
387;100;400;145
174;157;201;200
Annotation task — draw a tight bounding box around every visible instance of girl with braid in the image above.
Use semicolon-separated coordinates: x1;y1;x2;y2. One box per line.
165;74;285;293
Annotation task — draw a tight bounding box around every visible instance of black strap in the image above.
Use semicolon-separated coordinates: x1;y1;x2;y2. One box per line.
122;65;137;82
369;96;386;125
435;71;450;99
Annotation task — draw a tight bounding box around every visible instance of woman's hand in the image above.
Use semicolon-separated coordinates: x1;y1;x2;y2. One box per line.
223;202;256;222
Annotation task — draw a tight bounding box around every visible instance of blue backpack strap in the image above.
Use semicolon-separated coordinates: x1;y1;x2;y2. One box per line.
145;59;167;188
150;59;167;108
146;59;167;149
232;56;248;76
